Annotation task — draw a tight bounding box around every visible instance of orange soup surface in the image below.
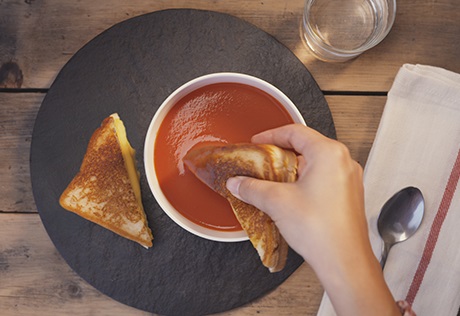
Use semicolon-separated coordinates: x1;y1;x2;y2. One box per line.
154;83;295;232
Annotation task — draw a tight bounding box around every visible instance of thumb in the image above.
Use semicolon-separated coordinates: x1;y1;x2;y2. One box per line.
226;176;284;218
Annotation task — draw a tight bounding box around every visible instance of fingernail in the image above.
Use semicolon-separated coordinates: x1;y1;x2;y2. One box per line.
226;177;242;199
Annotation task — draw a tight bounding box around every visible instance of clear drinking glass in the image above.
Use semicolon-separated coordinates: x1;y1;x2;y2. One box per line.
301;0;396;62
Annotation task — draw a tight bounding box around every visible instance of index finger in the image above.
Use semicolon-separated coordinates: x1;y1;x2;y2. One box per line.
251;124;329;156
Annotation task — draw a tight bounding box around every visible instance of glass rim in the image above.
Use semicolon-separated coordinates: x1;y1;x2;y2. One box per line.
302;0;397;57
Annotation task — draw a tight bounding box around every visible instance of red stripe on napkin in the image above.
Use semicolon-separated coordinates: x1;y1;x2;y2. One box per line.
406;148;460;305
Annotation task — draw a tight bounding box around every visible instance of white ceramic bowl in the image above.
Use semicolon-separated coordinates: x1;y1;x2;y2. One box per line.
144;73;306;242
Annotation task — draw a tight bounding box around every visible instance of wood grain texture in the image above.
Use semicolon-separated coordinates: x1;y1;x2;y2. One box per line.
0;0;459;91
0;214;321;316
326;95;387;166
0;92;384;314
1;0;457;313
0;93;385;214
0;92;42;213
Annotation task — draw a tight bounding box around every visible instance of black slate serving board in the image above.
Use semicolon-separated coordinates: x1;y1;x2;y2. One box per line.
30;9;336;316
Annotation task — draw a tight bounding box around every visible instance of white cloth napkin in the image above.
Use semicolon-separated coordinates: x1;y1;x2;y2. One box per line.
317;64;460;316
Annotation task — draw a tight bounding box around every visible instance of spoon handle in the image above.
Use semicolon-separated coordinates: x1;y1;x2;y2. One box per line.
380;242;392;269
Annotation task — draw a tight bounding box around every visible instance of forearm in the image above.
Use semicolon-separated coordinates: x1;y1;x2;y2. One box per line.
232;124;403;315
312;246;400;316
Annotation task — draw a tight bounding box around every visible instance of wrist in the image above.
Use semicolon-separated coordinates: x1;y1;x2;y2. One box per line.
312;245;400;316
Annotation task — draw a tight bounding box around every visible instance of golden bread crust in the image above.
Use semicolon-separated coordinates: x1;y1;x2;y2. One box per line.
184;143;297;272
59;115;153;248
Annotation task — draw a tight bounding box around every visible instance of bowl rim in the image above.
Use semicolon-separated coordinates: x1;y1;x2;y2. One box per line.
144;72;306;242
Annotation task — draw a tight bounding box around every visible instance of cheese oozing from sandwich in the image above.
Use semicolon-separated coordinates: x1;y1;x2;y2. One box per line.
112;114;142;205
59;113;153;248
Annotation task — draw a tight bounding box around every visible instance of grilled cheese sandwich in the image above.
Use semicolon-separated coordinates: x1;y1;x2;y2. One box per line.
59;113;153;248
184;143;298;272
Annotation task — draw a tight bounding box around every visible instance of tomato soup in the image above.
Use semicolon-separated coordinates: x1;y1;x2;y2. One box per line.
154;83;295;232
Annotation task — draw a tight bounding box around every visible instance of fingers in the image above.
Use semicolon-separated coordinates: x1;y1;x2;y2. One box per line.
251;124;330;158
226;177;245;200
226;176;287;218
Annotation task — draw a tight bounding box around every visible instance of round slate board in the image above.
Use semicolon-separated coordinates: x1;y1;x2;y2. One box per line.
30;9;336;316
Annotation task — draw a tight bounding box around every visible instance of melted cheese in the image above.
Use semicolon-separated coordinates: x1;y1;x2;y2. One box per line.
111;114;142;207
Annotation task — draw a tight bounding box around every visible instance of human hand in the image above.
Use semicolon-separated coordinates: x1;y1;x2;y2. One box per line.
226;124;367;269
226;124;399;315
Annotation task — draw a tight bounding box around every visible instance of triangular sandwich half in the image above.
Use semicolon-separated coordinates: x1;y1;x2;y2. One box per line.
59;113;153;248
184;143;298;272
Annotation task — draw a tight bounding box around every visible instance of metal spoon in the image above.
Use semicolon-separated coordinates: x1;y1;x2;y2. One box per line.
377;186;425;269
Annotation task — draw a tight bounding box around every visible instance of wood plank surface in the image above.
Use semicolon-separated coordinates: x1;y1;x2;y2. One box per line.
0;0;459;91
0;92;385;314
1;0;457;314
0;92;386;213
0;214;322;316
0;93;39;213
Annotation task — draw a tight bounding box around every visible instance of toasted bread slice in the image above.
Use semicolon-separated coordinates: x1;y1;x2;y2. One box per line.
59;113;153;248
184;143;297;272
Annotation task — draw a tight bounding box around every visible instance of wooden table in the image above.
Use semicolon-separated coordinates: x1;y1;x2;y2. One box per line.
1;1;459;315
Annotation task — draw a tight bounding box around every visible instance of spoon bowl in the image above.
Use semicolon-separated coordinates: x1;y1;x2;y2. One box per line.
377;186;425;268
